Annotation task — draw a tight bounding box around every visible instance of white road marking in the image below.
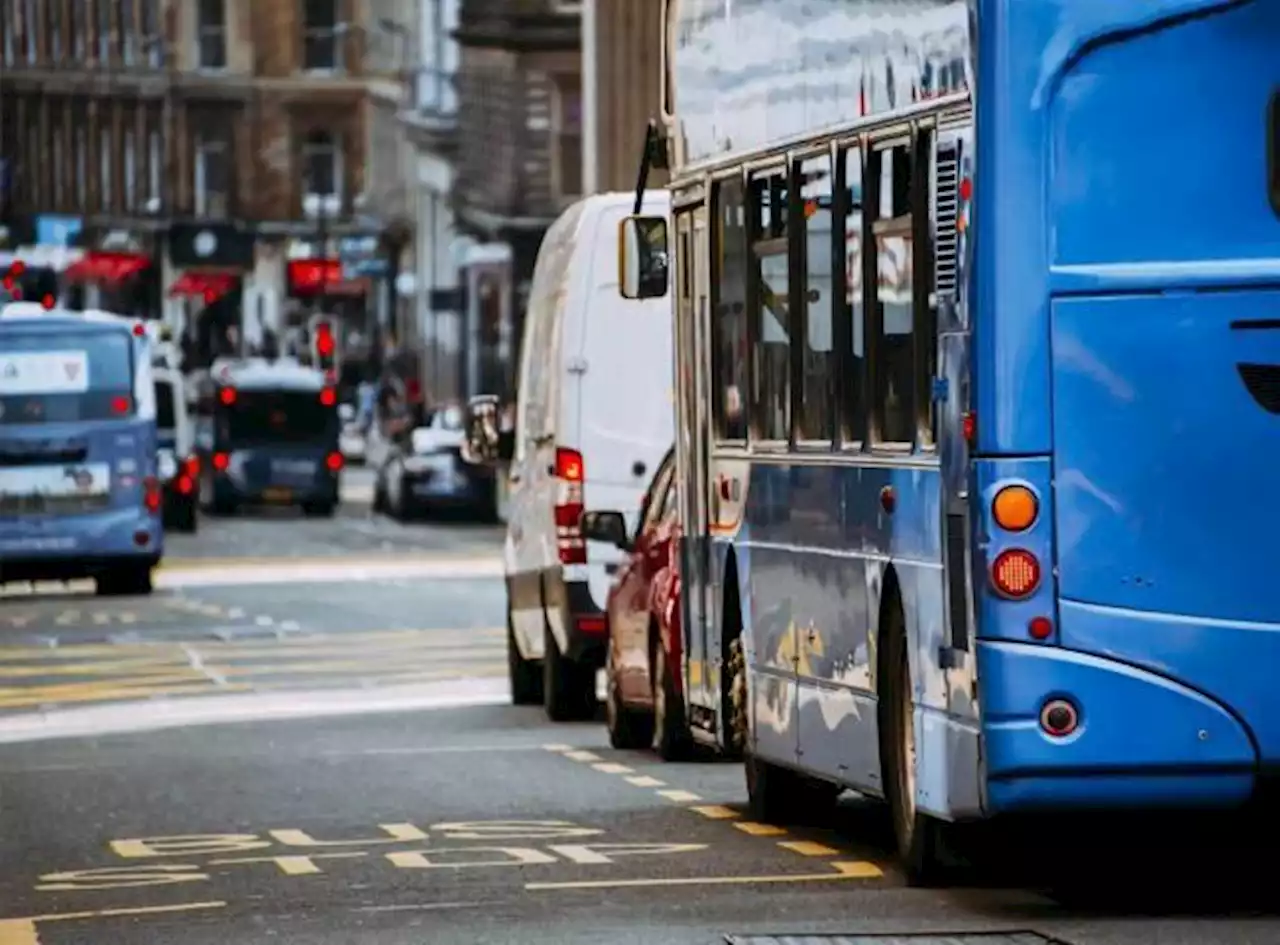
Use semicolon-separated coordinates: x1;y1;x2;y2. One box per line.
322;744;550;757
254;615;274;627
352;902;480;913
156;557;503;588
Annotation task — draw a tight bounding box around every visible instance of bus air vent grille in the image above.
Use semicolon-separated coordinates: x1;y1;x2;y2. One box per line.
934;143;961;299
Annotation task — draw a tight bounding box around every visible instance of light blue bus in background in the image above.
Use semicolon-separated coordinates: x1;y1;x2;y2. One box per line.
618;0;1280;883
0;303;163;595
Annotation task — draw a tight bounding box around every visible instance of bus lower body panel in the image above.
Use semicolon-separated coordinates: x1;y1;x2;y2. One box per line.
979;639;1257;814
0;508;162;583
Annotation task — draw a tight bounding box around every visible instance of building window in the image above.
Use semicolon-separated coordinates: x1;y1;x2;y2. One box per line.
141;0;161;67
303;0;340;71
302;130;341;216
197;0;225;69
97;0;111;62
101;129;113;213
22;0;36;63
748;170;791;442
52;126;65;208
148;128;161;209
75;125;87;207
194;130;230;219
712;177;748;442
551;74;582;201
2;0;12;65
124;129;137;210
69;0;85;62
117;0;135;64
48;0;62;62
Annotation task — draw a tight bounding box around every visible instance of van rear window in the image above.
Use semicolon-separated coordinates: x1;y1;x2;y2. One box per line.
155;380;176;430
217;390;333;446
0;332;134;425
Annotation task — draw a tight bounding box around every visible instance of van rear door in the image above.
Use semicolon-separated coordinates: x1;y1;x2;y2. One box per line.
569;202;675;520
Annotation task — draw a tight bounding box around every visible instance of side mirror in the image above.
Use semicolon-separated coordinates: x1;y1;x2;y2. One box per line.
581;510;631;550
618;215;670;300
461;394;514;466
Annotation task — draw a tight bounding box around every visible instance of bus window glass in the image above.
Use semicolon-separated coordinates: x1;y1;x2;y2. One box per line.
0;331;133;424
218;391;333;446
712;177;748;441
873;143;915;444
750;172;790;442
799;153;834;442
843;145;867;445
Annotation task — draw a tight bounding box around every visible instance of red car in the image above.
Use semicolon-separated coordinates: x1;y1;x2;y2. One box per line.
581;449;692;759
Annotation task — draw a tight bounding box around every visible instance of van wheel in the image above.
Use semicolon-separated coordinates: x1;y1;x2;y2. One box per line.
543;620;594;722
96;565;153;597
508;615;543;706
652;640;692;760
880;596;949;886
606;669;654;749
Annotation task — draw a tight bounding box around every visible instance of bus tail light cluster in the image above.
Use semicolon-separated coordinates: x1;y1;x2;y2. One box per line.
142;476;161;514
554;447;586;566
988;482;1053;640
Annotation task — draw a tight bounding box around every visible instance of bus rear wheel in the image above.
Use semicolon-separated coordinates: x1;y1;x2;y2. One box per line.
881;599;949;886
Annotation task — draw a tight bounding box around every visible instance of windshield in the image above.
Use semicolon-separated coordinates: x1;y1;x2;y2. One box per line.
154;380;176;430
0;331;134;425
216;389;335;446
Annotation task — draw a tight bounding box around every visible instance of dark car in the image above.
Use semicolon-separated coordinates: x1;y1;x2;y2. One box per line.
374;406;496;521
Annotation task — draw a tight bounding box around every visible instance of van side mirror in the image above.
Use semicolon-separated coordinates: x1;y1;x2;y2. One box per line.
581;510;631;550
618;215;670;300
461;394;514;466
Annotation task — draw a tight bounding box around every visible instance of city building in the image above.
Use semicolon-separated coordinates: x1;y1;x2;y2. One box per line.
451;0;582;402
0;0;404;365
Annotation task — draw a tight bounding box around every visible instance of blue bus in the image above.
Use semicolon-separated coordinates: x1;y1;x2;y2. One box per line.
617;0;1280;882
195;358;342;517
0;303;163;595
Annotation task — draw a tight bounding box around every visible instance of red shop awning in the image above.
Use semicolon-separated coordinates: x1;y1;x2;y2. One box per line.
64;252;150;285
169;271;236;303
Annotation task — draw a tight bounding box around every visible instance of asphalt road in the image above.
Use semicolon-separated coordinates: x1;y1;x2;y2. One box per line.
0;492;1278;944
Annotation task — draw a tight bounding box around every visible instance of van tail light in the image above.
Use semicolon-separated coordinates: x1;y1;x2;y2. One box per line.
991;548;1041;599
184;456;200;477
219;386;237;406
143;476;161;514
320;387;337;407
554;446;586;565
326;451;344;472
212;452;230;472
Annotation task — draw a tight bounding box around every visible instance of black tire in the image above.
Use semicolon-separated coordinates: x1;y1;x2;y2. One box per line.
880;595;950;886
606;664;654;749
95;564;153;597
543;619;595;722
508;616;543;706
652;639;692;760
303;502;336;518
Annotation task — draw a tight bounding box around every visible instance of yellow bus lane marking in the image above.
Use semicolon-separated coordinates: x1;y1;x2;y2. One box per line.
526;860;882;891
592;762;634;774
0;901;227;944
690;805;738;820
734;822;786;837
208;852;366;875
778;840;841;857
625;775;665;787
563;750;602;762
657;789;702;803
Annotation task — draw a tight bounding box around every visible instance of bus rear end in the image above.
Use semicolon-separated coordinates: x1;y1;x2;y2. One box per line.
0;318;161;595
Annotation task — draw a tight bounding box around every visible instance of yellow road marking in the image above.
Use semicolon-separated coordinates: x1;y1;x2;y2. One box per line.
734;822;786;837
542;744;572;752
525;860;882;891
778;840;840;857
657;789;701;803
563;750;602;763
592;762;633;774
209;852;365;875
0;681;254;709
0;899;226;939
689;805;738;820
625;775;665;787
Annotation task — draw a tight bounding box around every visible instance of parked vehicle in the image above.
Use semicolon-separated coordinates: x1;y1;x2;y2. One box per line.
0;302;162;595
153;364;199;533
374;406;495;520
584;447;692;759
461;189;675;721
338;403;367;465
195;357;342;517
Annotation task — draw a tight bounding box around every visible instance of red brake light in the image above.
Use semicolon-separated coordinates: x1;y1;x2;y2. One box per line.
316;327;335;357
212;452;230;472
555;448;584;482
185;456;200;477
143;476;161;513
219;387;237;406
962;411;976;444
320;387;337;407
132;322;146;337
10;261;24;276
41;294;55;310
110;395;131;415
326;451;344;472
2;277;11;291
991;549;1041;599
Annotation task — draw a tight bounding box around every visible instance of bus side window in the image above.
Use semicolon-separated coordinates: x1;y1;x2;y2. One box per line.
747;170;791;443
796;152;835;443
840;144;867;448
711;178;748;442
868;140;916;446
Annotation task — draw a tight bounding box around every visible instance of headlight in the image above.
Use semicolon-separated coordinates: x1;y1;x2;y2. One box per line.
157;451;178;480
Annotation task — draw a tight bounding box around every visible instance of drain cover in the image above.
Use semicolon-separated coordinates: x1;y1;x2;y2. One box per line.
725;935;1063;945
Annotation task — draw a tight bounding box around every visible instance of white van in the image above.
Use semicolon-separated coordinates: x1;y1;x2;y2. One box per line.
462;190;674;721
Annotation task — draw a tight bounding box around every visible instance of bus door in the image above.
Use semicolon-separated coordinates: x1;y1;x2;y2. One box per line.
674;203;717;721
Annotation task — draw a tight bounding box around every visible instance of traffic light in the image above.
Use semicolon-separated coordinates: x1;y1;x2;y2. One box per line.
310;316;340;382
